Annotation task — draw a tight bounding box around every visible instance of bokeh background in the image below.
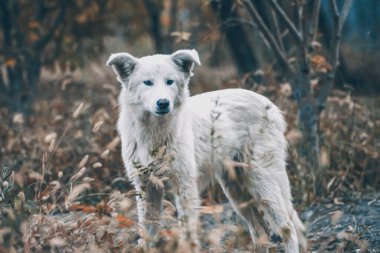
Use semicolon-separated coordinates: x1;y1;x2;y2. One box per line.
0;0;379;252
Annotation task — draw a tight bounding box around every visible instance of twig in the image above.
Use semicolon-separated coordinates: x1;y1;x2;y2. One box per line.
34;1;67;50
296;3;304;39
0;75;7;95
268;0;303;46
310;0;321;42
244;0;294;76
220;18;257;30
317;0;353;110
270;8;285;52
0;0;12;51
338;0;352;30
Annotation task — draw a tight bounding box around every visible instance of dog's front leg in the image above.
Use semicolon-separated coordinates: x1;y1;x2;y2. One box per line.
174;170;200;251
133;178;163;249
144;183;164;239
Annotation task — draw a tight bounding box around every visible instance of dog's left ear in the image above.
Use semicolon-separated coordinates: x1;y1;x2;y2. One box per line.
170;49;201;77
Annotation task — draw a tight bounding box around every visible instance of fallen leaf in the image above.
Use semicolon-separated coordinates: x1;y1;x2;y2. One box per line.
68;204;97;213
200;205;224;214
116;214;134;228
106;137;120;150
330;210;343;225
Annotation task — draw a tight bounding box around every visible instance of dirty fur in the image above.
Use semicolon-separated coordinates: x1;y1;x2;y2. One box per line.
107;49;306;252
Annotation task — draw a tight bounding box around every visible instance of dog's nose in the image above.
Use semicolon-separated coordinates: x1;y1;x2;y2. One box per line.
157;99;170;110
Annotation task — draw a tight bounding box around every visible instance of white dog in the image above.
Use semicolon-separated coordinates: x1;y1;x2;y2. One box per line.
107;49;306;252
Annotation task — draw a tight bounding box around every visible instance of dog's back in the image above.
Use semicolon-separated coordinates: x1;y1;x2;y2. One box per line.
189;88;287;174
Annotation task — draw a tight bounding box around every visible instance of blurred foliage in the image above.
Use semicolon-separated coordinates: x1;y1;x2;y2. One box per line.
0;0;380;252
0;0;147;113
0;69;379;251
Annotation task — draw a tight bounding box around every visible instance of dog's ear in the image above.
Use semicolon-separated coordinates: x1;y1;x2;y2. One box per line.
106;53;138;82
170;49;201;76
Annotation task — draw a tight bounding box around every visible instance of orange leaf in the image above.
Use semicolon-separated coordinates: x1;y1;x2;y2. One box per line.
116;214;134;228
76;14;87;24
28;32;39;43
5;58;17;68
68;204;97;213
311;55;332;72
28;21;40;29
160;229;174;237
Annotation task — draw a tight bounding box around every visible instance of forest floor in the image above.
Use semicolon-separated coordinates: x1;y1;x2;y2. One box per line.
200;192;380;252
303;193;380;252
0;68;379;252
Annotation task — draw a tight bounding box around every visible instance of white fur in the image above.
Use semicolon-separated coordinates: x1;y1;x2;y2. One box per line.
107;49;306;252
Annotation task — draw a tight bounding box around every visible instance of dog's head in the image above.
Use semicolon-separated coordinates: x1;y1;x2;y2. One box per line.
107;49;200;116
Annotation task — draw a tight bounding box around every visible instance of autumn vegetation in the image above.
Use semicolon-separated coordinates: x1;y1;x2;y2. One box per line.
0;0;379;252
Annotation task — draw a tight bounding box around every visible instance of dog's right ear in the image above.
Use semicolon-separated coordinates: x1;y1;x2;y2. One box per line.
170;49;201;77
106;53;138;82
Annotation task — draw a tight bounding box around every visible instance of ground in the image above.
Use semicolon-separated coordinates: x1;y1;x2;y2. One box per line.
0;68;379;252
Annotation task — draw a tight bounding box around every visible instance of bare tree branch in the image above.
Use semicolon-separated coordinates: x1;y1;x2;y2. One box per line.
270;8;285;52
330;0;340;21
268;0;303;46
296;4;304;37
338;0;353;31
215;0;258;73
310;0;321;42
34;1;67;50
244;0;294;76
0;73;7;94
143;0;164;52
318;0;353;110
0;0;12;51
220;18;257;29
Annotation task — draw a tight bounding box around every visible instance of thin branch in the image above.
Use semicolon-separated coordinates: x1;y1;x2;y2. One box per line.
270;8;285;52
35;0;46;21
310;0;321;42
338;0;353;30
0;0;13;95
143;0;163;52
220;18;258;30
296;4;303;38
244;0;294;76
295;2;310;89
0;73;7;94
268;0;303;46
330;0;340;20
34;1;67;50
0;0;12;51
168;0;178;33
317;0;353;110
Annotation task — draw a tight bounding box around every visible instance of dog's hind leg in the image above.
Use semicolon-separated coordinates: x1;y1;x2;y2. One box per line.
243;161;301;253
215;166;270;250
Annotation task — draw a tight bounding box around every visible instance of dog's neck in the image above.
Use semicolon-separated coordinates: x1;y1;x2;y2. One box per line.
123;103;185;151
138;111;177;147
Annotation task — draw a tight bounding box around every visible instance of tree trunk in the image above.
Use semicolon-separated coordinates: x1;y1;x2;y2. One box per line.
213;0;258;74
7;54;41;115
143;0;164;53
297;97;320;195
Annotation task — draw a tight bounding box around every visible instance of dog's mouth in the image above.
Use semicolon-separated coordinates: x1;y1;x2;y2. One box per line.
154;109;170;115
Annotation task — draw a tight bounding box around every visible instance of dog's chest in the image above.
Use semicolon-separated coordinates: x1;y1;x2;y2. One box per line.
123;128;178;186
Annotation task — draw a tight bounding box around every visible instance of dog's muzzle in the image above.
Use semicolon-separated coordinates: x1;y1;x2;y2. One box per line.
155;99;170;115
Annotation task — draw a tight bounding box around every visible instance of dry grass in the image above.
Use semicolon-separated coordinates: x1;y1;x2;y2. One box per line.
0;64;379;252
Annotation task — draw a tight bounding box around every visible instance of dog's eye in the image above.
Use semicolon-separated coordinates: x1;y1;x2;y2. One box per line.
166;79;174;85
143;80;153;86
